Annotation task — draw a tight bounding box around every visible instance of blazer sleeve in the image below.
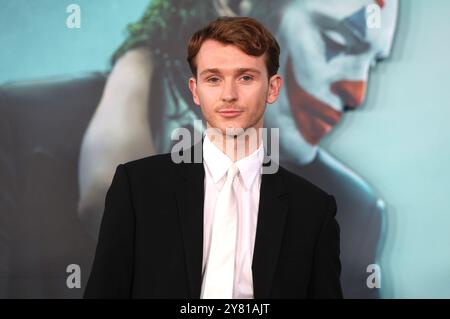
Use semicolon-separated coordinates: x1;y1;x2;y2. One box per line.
0;98;14;297
308;195;343;299
84;164;135;298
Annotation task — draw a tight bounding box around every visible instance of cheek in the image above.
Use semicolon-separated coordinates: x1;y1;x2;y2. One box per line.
248;93;268;118
333;54;373;84
243;86;263;103
287;38;335;97
197;89;217;109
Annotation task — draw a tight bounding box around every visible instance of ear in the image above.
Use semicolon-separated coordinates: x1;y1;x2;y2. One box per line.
266;74;283;104
188;77;201;106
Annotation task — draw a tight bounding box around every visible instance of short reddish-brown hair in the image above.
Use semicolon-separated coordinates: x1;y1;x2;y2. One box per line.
187;16;280;79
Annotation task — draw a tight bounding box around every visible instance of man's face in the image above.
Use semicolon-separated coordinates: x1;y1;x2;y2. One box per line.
189;39;282;137
265;0;398;163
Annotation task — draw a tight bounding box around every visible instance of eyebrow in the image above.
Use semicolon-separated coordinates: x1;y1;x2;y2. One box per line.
199;68;262;77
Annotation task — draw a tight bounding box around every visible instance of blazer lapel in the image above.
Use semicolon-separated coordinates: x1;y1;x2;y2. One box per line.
252;158;289;298
173;141;205;298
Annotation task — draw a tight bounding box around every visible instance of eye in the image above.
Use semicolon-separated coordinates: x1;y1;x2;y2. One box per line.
321;29;349;61
206;77;220;84
323;30;347;47
240;75;254;82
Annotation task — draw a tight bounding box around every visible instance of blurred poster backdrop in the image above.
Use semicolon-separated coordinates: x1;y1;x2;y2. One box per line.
1;0;450;298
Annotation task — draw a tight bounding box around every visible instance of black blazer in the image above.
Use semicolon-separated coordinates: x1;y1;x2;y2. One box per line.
84;146;342;299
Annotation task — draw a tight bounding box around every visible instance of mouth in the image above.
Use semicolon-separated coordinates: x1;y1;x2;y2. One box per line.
285;55;341;145
218;109;244;118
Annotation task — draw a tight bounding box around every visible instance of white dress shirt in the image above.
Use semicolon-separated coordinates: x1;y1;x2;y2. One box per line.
201;133;264;299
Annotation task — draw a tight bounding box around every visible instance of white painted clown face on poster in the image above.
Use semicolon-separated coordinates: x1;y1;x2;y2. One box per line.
265;0;398;164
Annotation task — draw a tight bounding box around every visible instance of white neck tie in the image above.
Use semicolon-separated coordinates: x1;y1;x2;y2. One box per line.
201;163;239;299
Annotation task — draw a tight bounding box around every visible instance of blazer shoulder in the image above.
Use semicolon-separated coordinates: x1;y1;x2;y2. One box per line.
283;150;384;213
123;152;174;171
119;152;179;185
277;165;338;227
278;164;334;204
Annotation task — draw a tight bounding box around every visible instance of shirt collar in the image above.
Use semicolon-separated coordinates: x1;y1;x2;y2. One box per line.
203;133;265;190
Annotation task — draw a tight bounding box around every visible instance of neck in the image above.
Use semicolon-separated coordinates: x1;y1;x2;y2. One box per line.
207;127;263;162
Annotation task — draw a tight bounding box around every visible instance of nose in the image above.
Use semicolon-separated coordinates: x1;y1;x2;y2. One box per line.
330;80;367;111
221;80;238;103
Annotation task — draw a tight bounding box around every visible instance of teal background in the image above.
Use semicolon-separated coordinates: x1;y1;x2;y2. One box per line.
1;0;450;298
0;0;149;82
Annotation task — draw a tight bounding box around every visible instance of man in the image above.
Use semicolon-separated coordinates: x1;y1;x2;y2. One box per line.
79;0;397;298
84;16;342;299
